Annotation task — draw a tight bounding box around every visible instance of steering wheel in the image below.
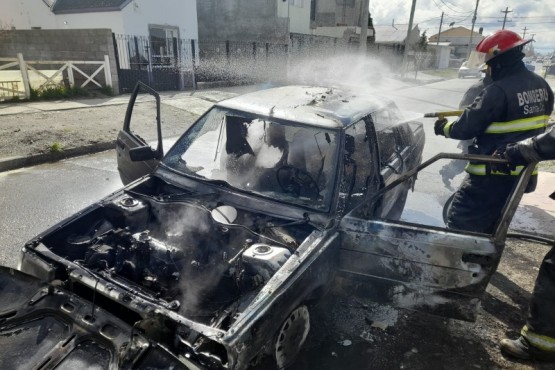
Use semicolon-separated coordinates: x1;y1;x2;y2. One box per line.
277;165;320;199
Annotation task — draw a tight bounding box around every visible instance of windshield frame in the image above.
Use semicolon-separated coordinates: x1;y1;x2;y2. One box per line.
156;106;342;213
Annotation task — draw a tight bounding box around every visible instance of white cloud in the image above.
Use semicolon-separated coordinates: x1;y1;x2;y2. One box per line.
370;0;555;52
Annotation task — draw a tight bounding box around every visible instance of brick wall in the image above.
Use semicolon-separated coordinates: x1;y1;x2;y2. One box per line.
0;29;119;93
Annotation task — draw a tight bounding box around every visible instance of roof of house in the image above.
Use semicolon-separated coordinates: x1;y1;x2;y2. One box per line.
373;24;417;44
51;0;132;14
428;26;483;41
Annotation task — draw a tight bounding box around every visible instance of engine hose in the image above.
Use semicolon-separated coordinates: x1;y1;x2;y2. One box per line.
506;231;555;246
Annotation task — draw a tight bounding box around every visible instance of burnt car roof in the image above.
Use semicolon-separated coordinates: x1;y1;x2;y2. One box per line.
216;85;396;129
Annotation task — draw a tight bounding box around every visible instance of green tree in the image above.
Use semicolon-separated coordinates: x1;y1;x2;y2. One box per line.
415;31;428;51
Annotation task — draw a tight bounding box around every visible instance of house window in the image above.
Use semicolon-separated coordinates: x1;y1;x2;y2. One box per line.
148;25;179;59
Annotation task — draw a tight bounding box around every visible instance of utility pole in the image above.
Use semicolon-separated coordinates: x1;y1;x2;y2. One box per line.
500;7;512;29
402;0;417;76
436;12;444;47
522;26;528;38
466;0;480;59
359;0;369;53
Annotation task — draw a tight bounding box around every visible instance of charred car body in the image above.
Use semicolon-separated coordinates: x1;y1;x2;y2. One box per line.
4;84;534;369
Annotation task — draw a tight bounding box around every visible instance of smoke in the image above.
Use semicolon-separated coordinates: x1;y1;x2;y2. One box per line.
148;201;243;318
286;52;397;96
150;202;211;242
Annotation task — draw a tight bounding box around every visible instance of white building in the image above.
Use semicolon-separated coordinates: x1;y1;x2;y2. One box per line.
277;0;312;35
0;0;198;40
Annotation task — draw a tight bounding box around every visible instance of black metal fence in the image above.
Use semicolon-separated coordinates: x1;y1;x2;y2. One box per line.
113;34;197;93
112;32;425;93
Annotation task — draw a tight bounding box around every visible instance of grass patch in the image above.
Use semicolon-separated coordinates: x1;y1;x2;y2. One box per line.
5;84;115;103
21;85;95;102
39;86;90;100
49;142;64;153
98;85;114;96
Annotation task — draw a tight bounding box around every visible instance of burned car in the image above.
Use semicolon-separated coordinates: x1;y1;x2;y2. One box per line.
4;84;531;369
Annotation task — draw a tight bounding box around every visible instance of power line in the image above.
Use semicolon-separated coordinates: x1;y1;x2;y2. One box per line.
431;0;472;16
438;0;473;14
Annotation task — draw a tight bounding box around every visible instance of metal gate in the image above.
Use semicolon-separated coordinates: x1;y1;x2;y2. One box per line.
113;34;196;93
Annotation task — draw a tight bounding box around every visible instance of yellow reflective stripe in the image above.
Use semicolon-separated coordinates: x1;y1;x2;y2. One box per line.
464;163;539;176
522;325;555;352
443;121;453;137
485;115;548;134
465;163;486;175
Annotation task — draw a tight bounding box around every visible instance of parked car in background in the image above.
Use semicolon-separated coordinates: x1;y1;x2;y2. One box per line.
458;61;482;78
525;62;536;72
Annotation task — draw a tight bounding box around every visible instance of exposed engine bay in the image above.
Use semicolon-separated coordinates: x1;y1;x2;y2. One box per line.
39;182;314;325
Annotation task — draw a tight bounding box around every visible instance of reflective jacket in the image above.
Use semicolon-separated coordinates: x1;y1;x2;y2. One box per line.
443;61;554;177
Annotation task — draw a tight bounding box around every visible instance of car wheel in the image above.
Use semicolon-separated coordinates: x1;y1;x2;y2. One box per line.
275;305;310;369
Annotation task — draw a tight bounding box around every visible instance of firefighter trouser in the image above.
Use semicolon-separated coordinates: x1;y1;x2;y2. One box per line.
446;175;517;234
522;246;555;352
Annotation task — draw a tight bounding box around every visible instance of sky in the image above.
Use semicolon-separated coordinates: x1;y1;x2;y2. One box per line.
370;0;555;54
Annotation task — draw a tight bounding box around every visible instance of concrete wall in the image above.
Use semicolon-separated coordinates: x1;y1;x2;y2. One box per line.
0;29;119;92
0;0;198;39
119;0;197;38
197;0;289;43
277;0;311;34
312;0;363;27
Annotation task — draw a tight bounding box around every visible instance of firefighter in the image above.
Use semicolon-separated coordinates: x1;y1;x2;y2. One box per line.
434;30;554;233
439;63;492;189
495;126;555;361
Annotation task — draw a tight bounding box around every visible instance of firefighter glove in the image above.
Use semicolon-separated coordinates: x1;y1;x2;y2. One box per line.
434;118;448;136
504;143;530;165
491;145;517;174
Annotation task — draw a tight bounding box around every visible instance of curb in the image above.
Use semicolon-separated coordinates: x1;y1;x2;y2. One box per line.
0;141;116;173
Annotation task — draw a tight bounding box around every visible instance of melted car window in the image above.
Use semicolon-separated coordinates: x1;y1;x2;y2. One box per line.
163;107;339;210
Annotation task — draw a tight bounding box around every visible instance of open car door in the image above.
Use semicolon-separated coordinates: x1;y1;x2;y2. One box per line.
336;153;535;321
116;82;163;185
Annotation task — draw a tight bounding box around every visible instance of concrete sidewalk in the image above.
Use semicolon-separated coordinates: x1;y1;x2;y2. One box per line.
0;89;238;117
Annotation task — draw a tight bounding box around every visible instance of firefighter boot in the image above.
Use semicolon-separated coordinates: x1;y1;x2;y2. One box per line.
500;336;555;362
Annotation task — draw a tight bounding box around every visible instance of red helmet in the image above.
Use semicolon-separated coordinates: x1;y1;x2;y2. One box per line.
475;30;531;62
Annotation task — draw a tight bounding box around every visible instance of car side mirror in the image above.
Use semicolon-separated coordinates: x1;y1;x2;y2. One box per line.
129;146;157;161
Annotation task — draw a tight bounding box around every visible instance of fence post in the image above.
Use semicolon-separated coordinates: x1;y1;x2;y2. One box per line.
226;40;230;65
17;53;31;99
104;55;113;87
191;39;197;90
112;33;122;93
67;63;75;87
